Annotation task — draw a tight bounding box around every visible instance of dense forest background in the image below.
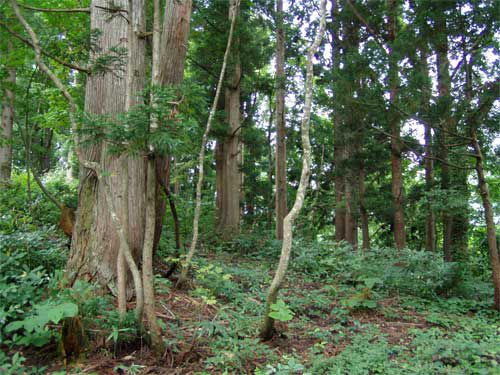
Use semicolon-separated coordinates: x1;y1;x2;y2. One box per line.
0;0;499;374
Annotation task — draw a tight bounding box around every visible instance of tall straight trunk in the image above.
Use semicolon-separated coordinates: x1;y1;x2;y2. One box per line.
388;0;406;250
275;0;287;240
330;0;345;242
420;48;436;251
68;0;146;295
216;0;241;240
154;0;192;249
435;13;468;261
267;98;274;227
0;50;15;184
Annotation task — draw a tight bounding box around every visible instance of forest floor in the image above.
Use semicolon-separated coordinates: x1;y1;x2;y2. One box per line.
14;244;500;375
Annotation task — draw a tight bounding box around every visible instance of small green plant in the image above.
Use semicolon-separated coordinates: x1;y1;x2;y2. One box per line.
5;301;78;347
269;300;295;322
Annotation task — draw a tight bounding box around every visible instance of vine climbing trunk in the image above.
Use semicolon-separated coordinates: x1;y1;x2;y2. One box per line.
260;0;326;340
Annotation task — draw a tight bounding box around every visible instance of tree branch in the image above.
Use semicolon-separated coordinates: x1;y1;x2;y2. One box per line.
19;3;90;13
0;21;90;73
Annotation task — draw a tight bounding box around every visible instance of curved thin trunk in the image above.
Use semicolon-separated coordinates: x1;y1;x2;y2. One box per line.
260;0;326;340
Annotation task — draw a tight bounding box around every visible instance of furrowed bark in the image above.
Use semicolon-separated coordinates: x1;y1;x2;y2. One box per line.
67;0;146;301
10;0;144;322
260;0;326;340
215;0;242;240
177;0;239;287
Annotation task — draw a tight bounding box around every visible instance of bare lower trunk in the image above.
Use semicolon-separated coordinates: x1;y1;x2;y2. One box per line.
334;136;346;242
344;171;357;248
359;165;370;250
0;60;15;183
275;0;287;240
260;1;326;340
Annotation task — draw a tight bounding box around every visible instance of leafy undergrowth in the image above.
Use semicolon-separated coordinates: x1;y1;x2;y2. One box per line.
2;238;499;374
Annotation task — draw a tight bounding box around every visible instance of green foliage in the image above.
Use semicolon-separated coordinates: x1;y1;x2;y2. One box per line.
292;241;490;301
0;350;45;375
79;84;206;158
0;173;76;232
256;356;306;375
5;301;78;347
269;300;295;322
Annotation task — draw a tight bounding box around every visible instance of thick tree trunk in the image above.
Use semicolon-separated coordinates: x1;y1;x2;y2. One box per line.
388;0;406;250
216;0;241;240
67;0;146;295
0;57;15;184
275;0;287;240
